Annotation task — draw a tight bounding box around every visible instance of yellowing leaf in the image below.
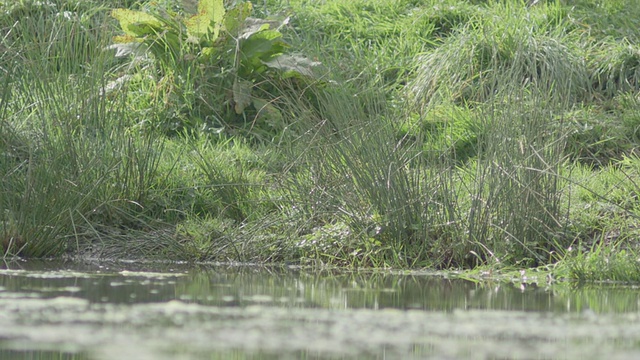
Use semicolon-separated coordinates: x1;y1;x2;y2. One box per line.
185;0;225;41
201;46;218;58
112;34;140;44
111;9;162;37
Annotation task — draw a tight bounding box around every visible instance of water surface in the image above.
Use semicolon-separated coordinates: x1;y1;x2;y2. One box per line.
1;260;640;359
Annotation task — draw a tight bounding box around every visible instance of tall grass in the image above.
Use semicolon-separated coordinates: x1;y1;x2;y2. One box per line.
405;2;576;266
279;80;568;267
281;82;442;267
274;1;574;268
460;93;567;266
0;1;170;257
2;0;639;272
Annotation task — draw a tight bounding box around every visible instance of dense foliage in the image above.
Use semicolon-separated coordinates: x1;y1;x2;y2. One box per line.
2;0;640;281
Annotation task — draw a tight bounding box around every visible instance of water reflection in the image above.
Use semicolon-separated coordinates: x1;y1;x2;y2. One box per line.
1;260;640;359
0;349;88;360
1;260;639;313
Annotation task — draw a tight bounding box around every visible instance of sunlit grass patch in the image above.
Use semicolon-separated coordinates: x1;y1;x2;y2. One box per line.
277;0;456;88
558;161;640;272
410;2;588;108
589;39;640;99
399;101;483;163
570;0;640;41
561;241;640;283
559;94;640;166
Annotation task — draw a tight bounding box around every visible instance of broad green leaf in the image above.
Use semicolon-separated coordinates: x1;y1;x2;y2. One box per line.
233;79;253;114
111;9;163;37
200;46;218;60
128;23;163;37
252;98;283;128
224;2;253;36
262;54;321;78
185;0;225;41
240;30;286;61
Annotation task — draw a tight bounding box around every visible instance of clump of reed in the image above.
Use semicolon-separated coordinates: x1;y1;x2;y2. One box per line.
0;1;169;257
275;1;575;268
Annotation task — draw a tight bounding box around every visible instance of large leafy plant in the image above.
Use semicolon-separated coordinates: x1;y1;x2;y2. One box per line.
109;0;318;135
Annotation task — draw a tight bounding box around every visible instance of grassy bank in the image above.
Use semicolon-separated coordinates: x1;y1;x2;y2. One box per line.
2;0;640;282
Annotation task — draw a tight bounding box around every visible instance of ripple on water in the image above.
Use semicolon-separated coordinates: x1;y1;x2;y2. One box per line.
0;297;640;358
1;264;640;359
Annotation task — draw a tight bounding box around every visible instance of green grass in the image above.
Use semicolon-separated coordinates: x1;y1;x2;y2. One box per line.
2;0;640;281
410;1;588;108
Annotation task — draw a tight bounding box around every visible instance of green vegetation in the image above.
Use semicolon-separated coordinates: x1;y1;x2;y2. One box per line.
2;0;640;282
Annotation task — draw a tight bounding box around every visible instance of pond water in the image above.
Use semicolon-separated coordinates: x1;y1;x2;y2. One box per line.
1;261;640;359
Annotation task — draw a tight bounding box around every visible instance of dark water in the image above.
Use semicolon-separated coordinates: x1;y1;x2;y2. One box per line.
1;260;640;359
